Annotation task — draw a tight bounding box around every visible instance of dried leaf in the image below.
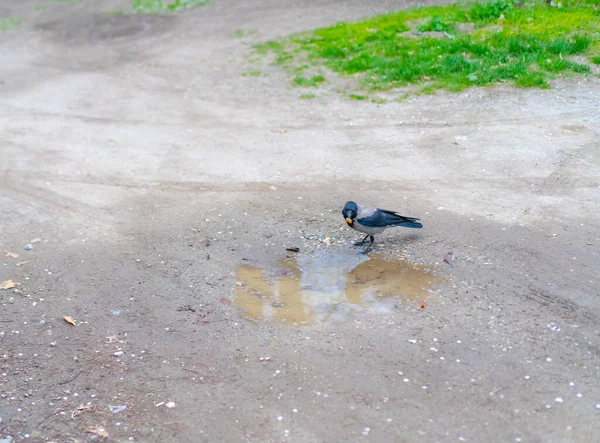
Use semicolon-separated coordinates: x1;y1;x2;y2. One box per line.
220;297;232;305
16;260;30;267
417;300;428;309
62;315;76;326
4;250;19;258
85;425;108;438
1;280;17;289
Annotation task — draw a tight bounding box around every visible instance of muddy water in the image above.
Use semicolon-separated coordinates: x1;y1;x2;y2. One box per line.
234;249;441;326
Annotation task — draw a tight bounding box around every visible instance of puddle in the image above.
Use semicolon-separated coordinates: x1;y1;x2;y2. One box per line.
234;249;441;327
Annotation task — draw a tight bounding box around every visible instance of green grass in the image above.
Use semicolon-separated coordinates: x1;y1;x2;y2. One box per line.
255;0;600;96
293;74;326;87
299;92;316;99
0;16;22;31
133;0;212;13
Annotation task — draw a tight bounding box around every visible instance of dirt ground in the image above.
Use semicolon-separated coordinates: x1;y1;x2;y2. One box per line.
1;0;600;442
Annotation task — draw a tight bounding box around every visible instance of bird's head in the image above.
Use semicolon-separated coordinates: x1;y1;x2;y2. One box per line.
342;201;358;225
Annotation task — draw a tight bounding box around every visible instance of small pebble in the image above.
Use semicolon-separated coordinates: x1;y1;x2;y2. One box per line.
362;427;370;436
166;401;176;408
113;351;124;357
277;416;283;421
24;244;34;251
555;397;563;403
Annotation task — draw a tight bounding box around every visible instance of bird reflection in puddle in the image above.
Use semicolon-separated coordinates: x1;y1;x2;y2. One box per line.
234;249;441;326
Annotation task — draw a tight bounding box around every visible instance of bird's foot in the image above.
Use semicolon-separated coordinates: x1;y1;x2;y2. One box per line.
353;235;370;247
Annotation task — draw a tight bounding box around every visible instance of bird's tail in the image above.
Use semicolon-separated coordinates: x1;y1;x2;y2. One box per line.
377;209;423;228
390;215;422;229
394;218;423;229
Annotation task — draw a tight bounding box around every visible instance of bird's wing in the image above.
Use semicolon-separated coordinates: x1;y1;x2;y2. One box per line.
376;208;421;223
358;208;422;228
357;209;401;227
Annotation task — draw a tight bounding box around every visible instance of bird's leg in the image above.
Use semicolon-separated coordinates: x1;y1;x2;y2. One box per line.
361;236;375;254
353;234;370;246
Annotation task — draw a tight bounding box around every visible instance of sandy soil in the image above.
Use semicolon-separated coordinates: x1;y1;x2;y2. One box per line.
1;0;599;442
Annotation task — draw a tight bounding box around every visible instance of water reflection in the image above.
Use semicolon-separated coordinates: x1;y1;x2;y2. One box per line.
234;249;441;326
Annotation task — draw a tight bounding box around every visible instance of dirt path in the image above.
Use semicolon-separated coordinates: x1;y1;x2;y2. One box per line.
1;1;599;442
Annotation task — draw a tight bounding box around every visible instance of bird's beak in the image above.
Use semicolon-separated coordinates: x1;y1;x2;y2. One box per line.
345;218;353;224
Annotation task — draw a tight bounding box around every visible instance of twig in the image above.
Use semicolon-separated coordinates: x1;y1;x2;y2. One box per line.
58;370;83;385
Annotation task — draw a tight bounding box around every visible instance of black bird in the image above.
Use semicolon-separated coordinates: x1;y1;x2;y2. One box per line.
342;201;422;252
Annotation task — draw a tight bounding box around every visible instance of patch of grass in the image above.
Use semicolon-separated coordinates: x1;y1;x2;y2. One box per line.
133;0;212;13
0;16;22;31
299;92;316;99
33;5;49;11
395;92;411;102
255;0;600;96
590;55;600;64
417;16;455;33
293;74;326;87
349;93;367;100
468;0;517;26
